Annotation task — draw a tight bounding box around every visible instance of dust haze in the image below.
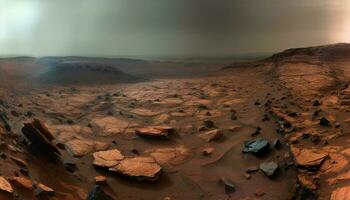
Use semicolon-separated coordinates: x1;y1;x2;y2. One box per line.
1;0;350;57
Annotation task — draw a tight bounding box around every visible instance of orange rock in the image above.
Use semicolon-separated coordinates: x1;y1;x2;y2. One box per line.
110;156;162;181
331;186;350;200
0;177;13;194
94;176;107;185
93;149;124;168
297;174;318;190
321;153;348;174
198;129;223;142
9;176;33;190
136;126;174;138
35;183;54;197
290;145;328;168
145;146;190;166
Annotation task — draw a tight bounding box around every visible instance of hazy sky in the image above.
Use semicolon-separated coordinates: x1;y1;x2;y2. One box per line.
1;0;350;58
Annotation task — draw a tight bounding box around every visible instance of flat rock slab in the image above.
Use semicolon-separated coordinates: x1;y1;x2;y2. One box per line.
145;146;190;166
331;186;350;200
110;157;162;181
65;139;110;157
291;145;328;168
93;149;124;168
242;138;270;155
48;124;93;143
259;162;278;177
136;126;174;138
90;117;129;136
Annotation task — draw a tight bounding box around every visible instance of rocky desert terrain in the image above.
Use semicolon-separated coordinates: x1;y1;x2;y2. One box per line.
1;43;350;199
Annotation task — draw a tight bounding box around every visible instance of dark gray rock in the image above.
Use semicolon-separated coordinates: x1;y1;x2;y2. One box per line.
87;185;113;200
319;117;330;126
242;138;269;155
259;161;278;177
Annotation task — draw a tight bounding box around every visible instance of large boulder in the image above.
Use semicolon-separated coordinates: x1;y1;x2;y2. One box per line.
21;119;60;156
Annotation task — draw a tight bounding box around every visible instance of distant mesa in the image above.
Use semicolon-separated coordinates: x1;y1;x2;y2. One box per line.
268;43;350;62
223;43;350;70
39;60;141;85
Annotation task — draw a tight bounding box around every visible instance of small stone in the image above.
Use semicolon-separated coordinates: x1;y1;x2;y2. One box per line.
255;189;265;197
320;117;330;126
230;113;237;120
198;129;223;142
202;147;215;156
219;177;235;194
313;100;321;106
244;173;251;180
87;185;113;200
64;161;77;173
35;183;54;197
245;166;259;173
9;177;33;190
94;176;107;185
272;139;281;149
259;161;278;177
203;120;215;128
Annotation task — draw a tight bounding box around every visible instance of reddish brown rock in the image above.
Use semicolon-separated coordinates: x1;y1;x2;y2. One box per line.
136;126;174;138
0;177;13;194
90;117;129;136
9;156;27;168
198;129;223;142
94;176;107;185
331;186;350;200
93;149;124;168
298;174;318;190
35;183;54;197
110;156;162;181
145;146;190;166
290;145;328;168
65;139;110;157
9;176;33;190
202;147;215;156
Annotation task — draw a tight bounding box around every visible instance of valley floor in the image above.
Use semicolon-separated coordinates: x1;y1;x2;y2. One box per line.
1;58;350;199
